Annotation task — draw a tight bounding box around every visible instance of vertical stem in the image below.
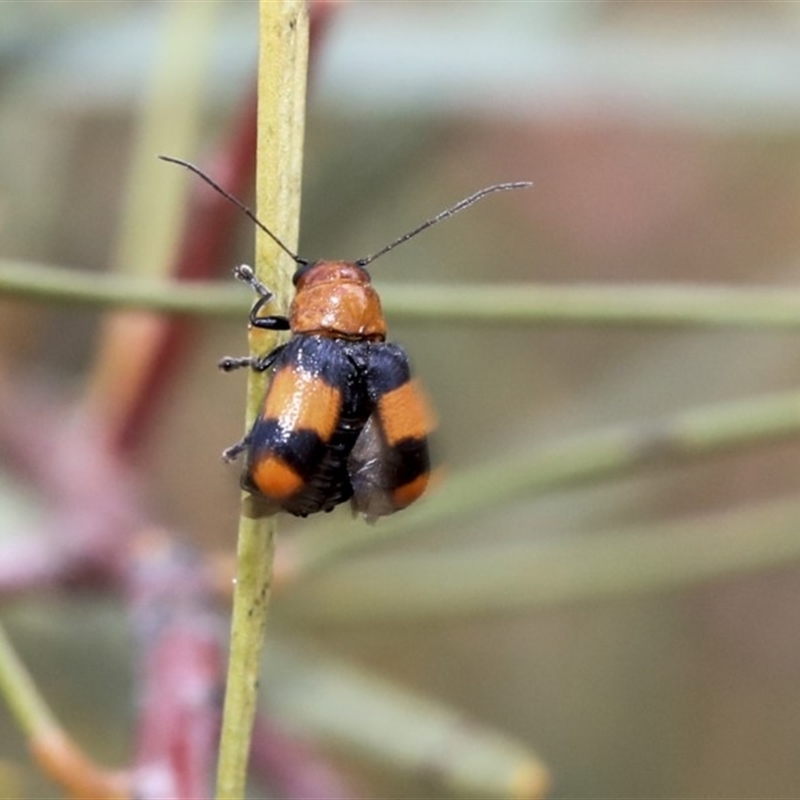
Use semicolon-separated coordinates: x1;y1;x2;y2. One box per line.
215;2;308;799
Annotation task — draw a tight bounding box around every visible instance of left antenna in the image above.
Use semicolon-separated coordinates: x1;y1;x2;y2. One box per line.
158;155;307;266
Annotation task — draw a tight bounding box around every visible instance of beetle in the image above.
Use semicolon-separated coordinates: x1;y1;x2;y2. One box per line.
160;155;531;518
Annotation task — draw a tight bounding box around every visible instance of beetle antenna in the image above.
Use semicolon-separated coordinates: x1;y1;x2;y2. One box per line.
355;181;533;268
158;155;307;267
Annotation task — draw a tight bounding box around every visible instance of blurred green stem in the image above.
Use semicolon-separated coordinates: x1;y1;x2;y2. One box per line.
11;260;800;328
285;386;800;576
0;619;58;740
280;494;800;624
0;259;247;314
266;641;551;799
112;0;222;281
0;620;127;797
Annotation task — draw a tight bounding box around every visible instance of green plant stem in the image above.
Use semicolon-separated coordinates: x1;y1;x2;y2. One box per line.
0;620;128;798
112;0;222;281
0;619;58;740
215;2;308;799
284;386;800;578
279;495;800;625
0;259;247;315
266;641;551;799
383;282;800;327
10;259;800;328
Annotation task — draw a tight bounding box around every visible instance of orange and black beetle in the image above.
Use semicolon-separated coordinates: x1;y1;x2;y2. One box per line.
160;156;531;519
219;261;435;519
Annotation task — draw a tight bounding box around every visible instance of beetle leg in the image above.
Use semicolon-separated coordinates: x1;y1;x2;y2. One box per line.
219;344;286;373
218;355;254;372
248;300;290;331
222;435;250;463
233;263;269;296
232;265;291;331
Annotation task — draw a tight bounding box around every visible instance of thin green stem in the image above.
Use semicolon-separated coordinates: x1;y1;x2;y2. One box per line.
279;495;800;624
0;620;129;799
383;282;800;327
284;386;800;578
266;641;551;799
112;0;222;281
215;2;308;799
8;262;800;328
0;619;59;739
0;259;246;315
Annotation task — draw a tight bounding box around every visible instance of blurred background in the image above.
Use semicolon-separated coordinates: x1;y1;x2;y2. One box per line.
3;1;800;797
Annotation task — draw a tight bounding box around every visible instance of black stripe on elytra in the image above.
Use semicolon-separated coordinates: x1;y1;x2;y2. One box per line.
363;342;413;400
248;412;377;516
245;337;377;515
247;420;327;482
277;335;357;388
382;436;430;489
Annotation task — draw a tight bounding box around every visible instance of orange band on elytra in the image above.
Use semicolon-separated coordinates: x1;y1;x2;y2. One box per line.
264;366;342;441
250;455;305;500
391;473;430;509
377;379;436;445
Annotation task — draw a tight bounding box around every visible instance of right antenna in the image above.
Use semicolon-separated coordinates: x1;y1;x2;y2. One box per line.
355;181;533;268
